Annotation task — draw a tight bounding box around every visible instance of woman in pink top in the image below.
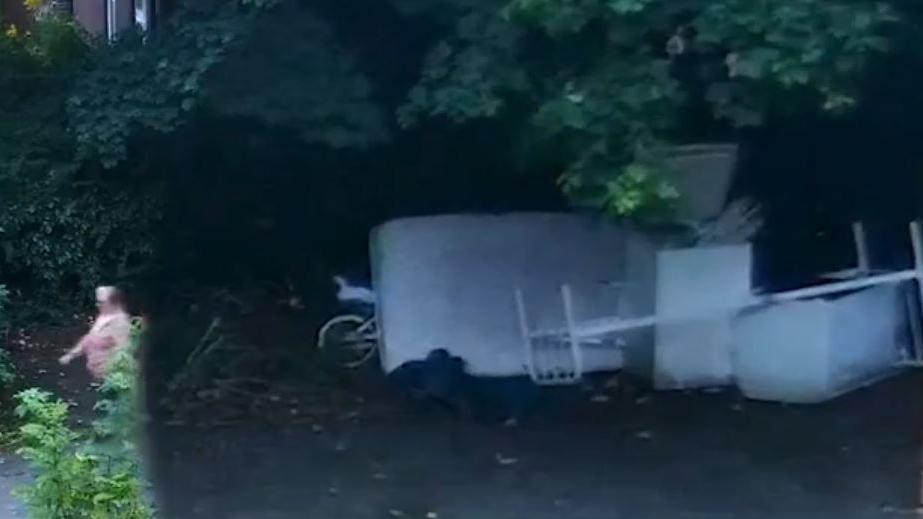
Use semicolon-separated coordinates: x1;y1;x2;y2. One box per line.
59;286;133;380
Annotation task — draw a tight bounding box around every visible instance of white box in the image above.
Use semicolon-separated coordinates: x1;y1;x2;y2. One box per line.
733;284;906;403
653;245;752;389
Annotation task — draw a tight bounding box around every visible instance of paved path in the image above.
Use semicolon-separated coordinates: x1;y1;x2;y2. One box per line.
0;452;29;518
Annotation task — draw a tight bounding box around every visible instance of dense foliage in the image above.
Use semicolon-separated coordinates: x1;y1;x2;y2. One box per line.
0;285;14;388
0;0;383;306
0;0;914;305
69;1;268;168
204;1;388;149
399;0;899;218
0;14;162;308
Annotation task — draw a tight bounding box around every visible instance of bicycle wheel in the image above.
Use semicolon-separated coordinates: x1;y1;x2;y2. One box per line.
317;314;378;368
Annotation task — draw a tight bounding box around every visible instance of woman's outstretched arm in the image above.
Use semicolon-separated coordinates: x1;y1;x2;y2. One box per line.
59;334;90;365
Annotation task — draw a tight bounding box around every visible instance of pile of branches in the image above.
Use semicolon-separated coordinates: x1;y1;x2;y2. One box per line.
157;290;366;426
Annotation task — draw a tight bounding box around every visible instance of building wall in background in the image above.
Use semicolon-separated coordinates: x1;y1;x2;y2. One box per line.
74;0;133;38
1;0;31;28
73;0;105;35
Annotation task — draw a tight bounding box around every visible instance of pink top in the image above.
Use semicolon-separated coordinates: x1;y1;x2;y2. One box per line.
81;311;132;380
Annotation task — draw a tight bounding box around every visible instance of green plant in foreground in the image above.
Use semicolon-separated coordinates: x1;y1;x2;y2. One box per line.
88;324;146;475
13;326;153;519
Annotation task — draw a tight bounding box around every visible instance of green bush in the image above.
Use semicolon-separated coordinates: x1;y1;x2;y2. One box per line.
400;0;898;220
0;284;14;389
0;348;14;389
87;321;147;473
0;14;161;310
13;325;153;519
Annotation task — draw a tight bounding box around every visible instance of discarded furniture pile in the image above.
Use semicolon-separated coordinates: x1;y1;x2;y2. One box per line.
370;143;919;404
516;221;923;403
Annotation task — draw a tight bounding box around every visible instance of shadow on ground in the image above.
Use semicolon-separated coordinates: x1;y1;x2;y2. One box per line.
147;371;923;519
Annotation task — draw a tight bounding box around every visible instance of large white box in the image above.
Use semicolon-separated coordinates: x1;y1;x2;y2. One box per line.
653;245;752;389
733;284;906;403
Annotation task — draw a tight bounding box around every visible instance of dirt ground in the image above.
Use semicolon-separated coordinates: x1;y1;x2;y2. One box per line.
3;317;100;424
147;371;923;519
3;315;923;519
0;318;96;518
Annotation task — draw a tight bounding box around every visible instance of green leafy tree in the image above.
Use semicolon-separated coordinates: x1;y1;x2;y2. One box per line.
204;1;388;149
0;2;256;305
69;0;389;167
0;14;115;305
67;1;262;168
0;285;14;389
1;0;389;302
399;0;898;220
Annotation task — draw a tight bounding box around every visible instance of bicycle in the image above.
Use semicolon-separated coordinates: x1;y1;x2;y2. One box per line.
317;278;379;368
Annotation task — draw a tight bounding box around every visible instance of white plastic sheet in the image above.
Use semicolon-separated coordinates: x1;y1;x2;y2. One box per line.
371;213;642;376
